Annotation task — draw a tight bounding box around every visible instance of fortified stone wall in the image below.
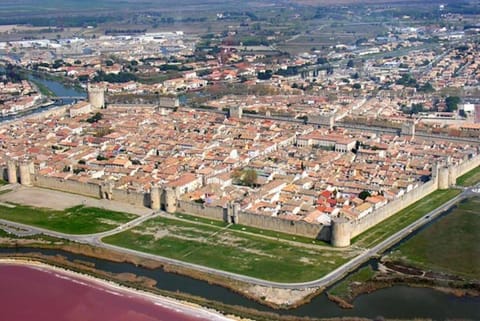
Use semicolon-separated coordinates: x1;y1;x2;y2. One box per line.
176;199;331;240
33;175;101;199
111;189;148;207
454;154;480;181
2;153;478;247
177;200;225;221
348;179;438;239
238;211;331;240
26;105;69;121
109;104;158;109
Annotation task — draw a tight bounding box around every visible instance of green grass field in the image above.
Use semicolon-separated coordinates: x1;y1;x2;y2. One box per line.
328;265;375;299
103;215;356;283
456;166;480;187
388;197;480;280
0;204;137;234
352;189;461;248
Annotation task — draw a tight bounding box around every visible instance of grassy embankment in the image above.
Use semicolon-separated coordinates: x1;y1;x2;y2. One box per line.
327;265;375;299
327;191;475;304
104;189;461;282
456;166;480;187
30;79;56;97
0;204;137;234
0;189;12;196
351;189;461;248
103;215;356;283
388;196;480;280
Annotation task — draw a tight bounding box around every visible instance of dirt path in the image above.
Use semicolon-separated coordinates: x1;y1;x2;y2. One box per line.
0;185;151;216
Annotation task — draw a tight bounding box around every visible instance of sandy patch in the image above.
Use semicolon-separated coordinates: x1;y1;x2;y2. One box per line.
0;186;150;216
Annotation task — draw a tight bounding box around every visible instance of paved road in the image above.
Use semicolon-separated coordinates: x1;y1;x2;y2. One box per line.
0;186;478;290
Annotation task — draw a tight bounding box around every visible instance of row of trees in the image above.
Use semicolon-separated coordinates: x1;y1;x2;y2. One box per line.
401;96;461;115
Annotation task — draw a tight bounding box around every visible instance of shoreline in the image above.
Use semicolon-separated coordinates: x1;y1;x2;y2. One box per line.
0;258;237;321
326;260;480;309
0;232;319;310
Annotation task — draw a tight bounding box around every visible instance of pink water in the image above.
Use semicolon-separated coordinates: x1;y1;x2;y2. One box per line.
0;264;211;321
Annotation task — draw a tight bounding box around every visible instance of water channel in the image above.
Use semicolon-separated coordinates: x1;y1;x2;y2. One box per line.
1;76;479;320
0;73;86;122
1;245;478;320
28;74;86;103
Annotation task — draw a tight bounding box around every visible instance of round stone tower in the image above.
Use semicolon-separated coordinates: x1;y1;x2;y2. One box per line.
19;162;32;186
229;106;243;119
331;218;352;247
438;166;450;190
448;166;457;187
232;202;240;224
7;160;17;184
88;85;105;109
150;186;160;211
164;187;177;214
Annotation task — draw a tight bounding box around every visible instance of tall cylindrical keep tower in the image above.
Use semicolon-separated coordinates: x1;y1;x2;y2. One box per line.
19;162;32;186
164;188;177;214
150;186;160;211
7;160;17;184
331;218;351;247
438;166;450;190
88;85;105;109
448;166;457;187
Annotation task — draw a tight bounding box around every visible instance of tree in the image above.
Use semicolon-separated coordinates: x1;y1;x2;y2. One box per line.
243;169;257;187
396;73;417;87
86;112;103;123
417;82;435;93
52;59;64;69
78;75;89;82
231;168;257;187
93;71;137;83
347;59;355;68
317;57;328;65
445;96;461;112
409;103;425;115
257;70;273;80
358;190;371;200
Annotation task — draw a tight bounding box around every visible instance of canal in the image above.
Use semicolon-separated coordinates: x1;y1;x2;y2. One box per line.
1;241;478;320
0;74;86;122
28;74;86;104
